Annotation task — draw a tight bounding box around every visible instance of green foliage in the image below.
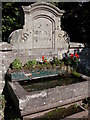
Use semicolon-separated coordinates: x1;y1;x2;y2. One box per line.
51;57;61;66
31;60;37;66
26;60;32;66
0;94;6;117
23;61;32;70
2;2;22;42
23;60;37;70
12;58;22;70
11;57;64;71
63;56;80;70
40;61;52;70
71;71;81;78
45;62;52;69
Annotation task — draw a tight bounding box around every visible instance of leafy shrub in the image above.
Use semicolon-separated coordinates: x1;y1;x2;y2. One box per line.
31;60;37;66
50;57;61;66
11;58;22;70
23;60;32;69
63;53;80;69
23;60;37;70
44;62;52;69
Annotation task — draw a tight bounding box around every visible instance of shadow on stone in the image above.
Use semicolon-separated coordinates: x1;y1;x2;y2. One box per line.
2;77;22;120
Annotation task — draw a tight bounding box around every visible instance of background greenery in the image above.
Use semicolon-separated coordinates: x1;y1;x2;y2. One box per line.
2;2;90;43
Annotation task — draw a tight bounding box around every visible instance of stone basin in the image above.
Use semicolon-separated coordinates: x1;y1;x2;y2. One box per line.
6;73;89;117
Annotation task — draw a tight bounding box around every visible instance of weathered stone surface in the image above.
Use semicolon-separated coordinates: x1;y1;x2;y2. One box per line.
7;80;88;116
69;42;84;48
0;42;12;50
8;2;69;57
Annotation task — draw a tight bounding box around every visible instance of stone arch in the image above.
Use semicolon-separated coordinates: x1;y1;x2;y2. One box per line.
22;2;64;17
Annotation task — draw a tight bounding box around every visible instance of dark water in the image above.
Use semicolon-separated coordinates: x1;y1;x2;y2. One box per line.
19;74;86;92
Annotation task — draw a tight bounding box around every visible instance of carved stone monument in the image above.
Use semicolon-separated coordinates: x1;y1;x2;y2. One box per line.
8;2;69;58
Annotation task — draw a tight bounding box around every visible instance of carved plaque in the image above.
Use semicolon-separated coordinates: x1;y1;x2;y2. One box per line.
33;17;53;48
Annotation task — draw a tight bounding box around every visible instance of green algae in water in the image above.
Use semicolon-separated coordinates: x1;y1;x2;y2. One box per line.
19;74;86;92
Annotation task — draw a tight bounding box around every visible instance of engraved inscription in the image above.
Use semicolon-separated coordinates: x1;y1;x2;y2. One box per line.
33;17;53;48
22;32;29;41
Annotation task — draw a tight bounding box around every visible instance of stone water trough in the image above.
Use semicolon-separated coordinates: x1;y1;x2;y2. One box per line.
6;70;90;118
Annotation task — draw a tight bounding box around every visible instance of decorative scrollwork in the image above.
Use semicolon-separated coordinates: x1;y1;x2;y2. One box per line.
63;32;70;43
21;32;29;41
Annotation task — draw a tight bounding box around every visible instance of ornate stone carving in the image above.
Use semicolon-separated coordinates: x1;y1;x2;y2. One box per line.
8;2;69;57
